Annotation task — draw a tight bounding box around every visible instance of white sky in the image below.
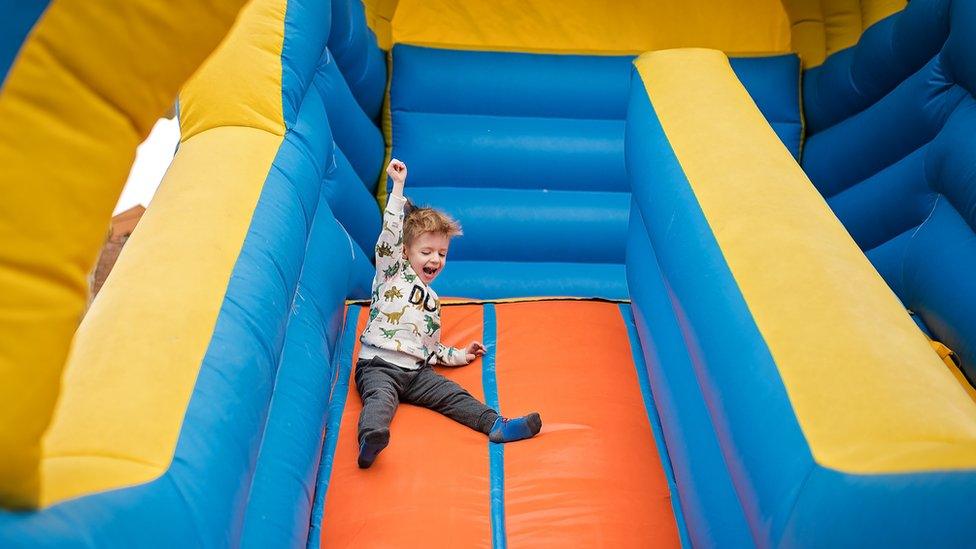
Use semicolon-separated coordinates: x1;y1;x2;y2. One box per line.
114;117;180;215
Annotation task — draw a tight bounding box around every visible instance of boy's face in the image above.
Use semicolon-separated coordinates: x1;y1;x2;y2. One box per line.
404;231;450;285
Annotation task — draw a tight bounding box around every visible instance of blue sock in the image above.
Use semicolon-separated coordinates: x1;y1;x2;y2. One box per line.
489;412;542;443
358;429;390;469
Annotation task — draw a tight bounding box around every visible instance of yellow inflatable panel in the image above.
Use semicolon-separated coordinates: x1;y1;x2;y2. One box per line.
180;0;287;141
390;0;792;55
636;49;976;474
43;127;281;507
364;0;399;50
0;0;247;509
36;0;291;508
782;0;906;67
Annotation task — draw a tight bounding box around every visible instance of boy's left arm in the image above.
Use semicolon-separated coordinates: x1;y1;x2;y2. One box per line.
436;342;472;367
436;341;486;366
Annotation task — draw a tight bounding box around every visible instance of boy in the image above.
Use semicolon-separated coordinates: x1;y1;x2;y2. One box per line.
355;159;542;468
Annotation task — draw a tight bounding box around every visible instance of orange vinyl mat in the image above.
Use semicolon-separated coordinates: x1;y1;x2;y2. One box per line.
316;300;681;547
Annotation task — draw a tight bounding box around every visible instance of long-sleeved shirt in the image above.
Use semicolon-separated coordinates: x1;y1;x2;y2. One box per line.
358;194;467;370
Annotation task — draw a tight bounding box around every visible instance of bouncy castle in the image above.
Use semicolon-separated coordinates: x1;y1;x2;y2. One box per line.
2;0;975;546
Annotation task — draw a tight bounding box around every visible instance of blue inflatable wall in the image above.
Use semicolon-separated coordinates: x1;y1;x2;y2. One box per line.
803;0;976;384
389;44;800;300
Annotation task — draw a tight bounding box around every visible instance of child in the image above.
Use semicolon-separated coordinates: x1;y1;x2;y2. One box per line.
355;158;542;468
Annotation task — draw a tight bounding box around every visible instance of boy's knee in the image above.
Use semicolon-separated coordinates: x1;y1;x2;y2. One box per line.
362;385;397;403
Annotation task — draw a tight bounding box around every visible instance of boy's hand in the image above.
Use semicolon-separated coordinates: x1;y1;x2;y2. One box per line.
464;341;487;364
387;158;407;187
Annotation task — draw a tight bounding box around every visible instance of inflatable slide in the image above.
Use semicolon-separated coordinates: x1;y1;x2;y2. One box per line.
1;0;974;547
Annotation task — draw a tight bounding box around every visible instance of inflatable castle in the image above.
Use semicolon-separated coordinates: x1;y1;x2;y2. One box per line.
2;0;975;546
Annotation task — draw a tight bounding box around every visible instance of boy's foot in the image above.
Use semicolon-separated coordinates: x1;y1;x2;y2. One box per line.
489;413;542;443
358;429;390;469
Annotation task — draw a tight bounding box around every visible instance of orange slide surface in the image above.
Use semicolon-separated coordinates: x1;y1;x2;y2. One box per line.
318;300;679;547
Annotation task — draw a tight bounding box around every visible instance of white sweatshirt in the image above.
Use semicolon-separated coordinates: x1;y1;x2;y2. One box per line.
358;195;468;370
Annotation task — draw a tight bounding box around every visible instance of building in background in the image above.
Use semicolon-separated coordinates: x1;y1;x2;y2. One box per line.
87;108;177;303
90;205;145;300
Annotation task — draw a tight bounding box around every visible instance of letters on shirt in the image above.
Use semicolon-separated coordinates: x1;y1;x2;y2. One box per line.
408;284;439;312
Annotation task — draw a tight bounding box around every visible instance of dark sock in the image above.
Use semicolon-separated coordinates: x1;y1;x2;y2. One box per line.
358;429;390;469
488;412;542;443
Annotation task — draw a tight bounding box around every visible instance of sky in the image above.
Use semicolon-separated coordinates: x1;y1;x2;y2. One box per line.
114;117;180;215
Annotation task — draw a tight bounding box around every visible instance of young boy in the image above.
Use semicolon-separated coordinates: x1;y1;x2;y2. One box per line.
355;158;542;468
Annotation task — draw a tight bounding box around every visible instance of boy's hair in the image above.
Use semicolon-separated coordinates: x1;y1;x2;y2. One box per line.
403;200;463;247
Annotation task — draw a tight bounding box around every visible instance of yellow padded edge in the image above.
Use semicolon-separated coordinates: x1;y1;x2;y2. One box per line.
0;0;247;509
636;49;976;474
42;127;281;506
390;0;791;56
36;0;288;507
180;0;287;141
781;0;905;68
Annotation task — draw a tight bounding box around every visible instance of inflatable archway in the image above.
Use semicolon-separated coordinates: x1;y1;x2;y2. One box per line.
2;0;975;546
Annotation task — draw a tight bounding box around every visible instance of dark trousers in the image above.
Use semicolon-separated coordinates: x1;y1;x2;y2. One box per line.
355;356;499;443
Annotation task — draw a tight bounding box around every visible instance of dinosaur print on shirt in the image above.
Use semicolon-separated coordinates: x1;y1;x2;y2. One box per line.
383;286;403;301
376;242;393;258
382;306;408;324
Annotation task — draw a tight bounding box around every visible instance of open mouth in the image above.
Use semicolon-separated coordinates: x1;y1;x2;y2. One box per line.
423;266;438;277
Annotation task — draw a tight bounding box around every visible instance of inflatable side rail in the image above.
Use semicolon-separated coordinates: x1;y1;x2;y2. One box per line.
240;42;378;549
626;203;754;548
0;0;375;544
0;0;249;510
626;48;976;546
240;195;372;548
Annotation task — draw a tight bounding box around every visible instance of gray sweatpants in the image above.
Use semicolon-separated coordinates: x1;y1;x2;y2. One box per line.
355;356;499;443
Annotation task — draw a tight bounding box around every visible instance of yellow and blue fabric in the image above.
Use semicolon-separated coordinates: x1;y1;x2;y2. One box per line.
6;1;972;546
374;1;904;70
0;2;48;87
803;0;976;385
781;0;907;68
0;0;384;543
626;203;753;547
0;0;247;510
801;0;949;133
243;21;382;546
627;47;976;546
362;0;397;50
389;44;800;299
387;0;791;55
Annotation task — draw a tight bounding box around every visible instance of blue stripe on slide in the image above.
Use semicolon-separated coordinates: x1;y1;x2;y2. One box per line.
619;303;692;548
306;305;362;549
481;303;507;549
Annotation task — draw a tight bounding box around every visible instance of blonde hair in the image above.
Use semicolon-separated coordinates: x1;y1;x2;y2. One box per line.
403;201;463;247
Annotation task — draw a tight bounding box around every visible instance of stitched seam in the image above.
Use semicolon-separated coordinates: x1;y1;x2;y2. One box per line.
901;194;942;307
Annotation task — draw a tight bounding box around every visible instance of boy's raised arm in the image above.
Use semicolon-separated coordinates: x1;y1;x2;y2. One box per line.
374;160;408;277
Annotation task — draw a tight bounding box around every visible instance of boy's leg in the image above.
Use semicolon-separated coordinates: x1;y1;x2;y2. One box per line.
355;358;409;467
403;366;499;434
